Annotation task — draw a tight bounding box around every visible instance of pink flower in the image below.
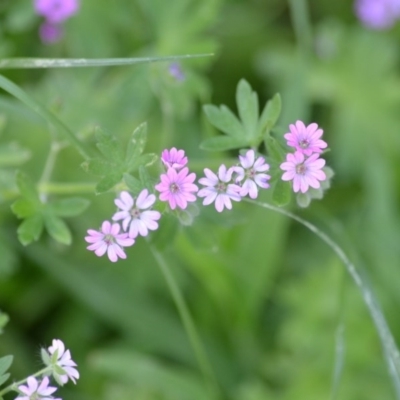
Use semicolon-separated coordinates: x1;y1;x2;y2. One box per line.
85;221;134;262
34;0;79;24
284;120;327;156
112;190;161;238
161;147;188;170
280;152;326;193
355;0;400;29
15;376;60;400
155;167;198;210
198;165;242;212
46;339;79;385
39;21;63;43
234;149;271;199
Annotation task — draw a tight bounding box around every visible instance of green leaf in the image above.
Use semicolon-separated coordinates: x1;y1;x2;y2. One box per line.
258;93;281;135
41;348;50;365
95;173;122;194
11;198;37;218
44;214;71;245
81;158;114;176
127;153;158;172
236;79;259;138
264;136;286;162
0;142;30;167
123;173;143;195
296;192;311;208
0;312;9;332
139;166;156;192
0;373;10;386
0;355;13;376
17;214;44;246
95;127;124;161
15;171;40;204
200;136;249;151
272;179;291;207
125;123;148;164
49;197;90;217
203;105;244;138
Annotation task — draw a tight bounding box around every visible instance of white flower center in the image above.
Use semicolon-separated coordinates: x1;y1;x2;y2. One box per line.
169;183;180;193
296;163;306;175
104;234;115;244
299;139;309;149
130;207;141;218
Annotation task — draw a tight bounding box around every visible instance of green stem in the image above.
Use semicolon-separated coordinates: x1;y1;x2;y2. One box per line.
0;367;51;396
148;244;220;398
0;74;91;160
246;199;400;396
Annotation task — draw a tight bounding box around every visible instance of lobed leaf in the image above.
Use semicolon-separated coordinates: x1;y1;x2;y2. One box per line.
125;123;148;164
203;104;244;138
95;127;124;161
15;171;40;205
127;153;158;172
11;198;37;218
17;214;44;246
123;173;143;195
258;93;282;136
236;79;259;139
200;136;249;152
49;197;90;217
264;136;286;162
81;158;114;176
95;173;123;194
44;213;72;245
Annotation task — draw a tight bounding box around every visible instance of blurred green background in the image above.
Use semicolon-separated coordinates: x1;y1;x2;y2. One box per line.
1;0;400;399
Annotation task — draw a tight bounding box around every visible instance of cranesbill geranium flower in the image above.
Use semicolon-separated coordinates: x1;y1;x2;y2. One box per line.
280;152;326;193
198;165;242;212
354;0;400;29
45;339;79;385
155;167;198;210
161;147;188;170
85;221;134;262
284;120;327;156
234;149;271;199
112;190;161;238
15;376;60;400
34;0;79;24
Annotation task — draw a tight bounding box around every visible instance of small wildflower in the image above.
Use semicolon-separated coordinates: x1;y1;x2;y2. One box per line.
284;121;327;156
234;149;271;199
280;152;326;193
161;147;188;170
354;0;400;29
112;190;161;239
15;376;60;400
34;0;79;24
39;21;63;43
45;339;79;385
85;221;134;262
198;165;242;212
155;167;198;210
168;63;185;81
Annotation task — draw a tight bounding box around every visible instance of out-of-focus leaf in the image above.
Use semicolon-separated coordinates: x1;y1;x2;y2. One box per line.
127;153;158;172
49;197;90;217
0;356;13;376
125;122;147;163
200;136;248;152
264;135;286;162
236;79;259;139
0;142;30;167
123;173;143;195
43;213;72;245
15;171;40;205
0;373;10;386
17;214;44;246
203;104;244;138
81;158;113;175
139;166;156;193
272;179;291;207
95;173;122;194
11;198;37;218
258;93;281;136
0;238;16;277
95;127;124;161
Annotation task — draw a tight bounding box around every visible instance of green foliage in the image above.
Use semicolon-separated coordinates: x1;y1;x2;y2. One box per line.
201;79;282;151
11;172;89;245
0;355;13;387
82;123;157;194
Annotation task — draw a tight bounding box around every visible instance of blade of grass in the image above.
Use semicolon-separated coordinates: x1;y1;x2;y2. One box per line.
247;199;400;399
0;54;213;69
0;74;91;159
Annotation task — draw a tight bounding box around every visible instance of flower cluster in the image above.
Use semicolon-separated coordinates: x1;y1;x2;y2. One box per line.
13;339;78;400
85;123;331;262
280;121;327;194
354;0;400;29
33;0;79;43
